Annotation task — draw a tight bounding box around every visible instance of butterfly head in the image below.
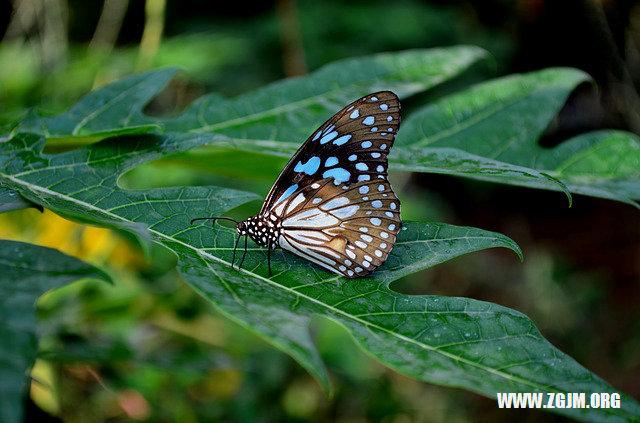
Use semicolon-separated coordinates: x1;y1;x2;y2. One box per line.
236;220;248;235
237;215;280;250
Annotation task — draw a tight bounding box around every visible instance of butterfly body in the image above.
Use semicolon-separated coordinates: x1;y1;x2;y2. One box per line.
237;215;281;250
231;91;403;279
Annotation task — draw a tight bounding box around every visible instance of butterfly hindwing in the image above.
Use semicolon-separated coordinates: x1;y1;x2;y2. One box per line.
261;91;401;213
274;178;401;277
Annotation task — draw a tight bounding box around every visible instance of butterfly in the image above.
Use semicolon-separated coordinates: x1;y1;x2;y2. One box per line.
192;91;402;278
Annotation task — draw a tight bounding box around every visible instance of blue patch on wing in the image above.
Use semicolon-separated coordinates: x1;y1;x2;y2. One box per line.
275;183;299;204
325;157;338;167
333;135;351;146
294;156;321;175
323;167;350;184
320;131;338;144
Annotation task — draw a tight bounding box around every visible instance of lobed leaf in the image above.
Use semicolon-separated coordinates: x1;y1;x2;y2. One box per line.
22;46;488;142
15;49;638;206
396;68;640;206
0;240;110;423
1;133;638;421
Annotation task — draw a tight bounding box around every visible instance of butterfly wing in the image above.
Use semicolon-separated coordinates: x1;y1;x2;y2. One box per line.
273;178;401;277
262;91;402;278
261;91;400;211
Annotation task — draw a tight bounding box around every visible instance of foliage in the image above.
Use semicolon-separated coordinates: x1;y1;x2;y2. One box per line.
13;50;639;208
0;240;110;423
1;46;640;421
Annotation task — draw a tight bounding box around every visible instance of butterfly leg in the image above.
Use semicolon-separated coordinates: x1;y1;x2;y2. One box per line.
267;246;272;277
238;234;248;271
231;233;241;269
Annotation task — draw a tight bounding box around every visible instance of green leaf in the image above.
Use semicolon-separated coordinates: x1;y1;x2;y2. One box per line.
1;133;638;422
0;186;43;213
0;240;110;423
15;69;174;138
35;46;487;144
164;46;488;141
396;68;640;206
16;50;637;206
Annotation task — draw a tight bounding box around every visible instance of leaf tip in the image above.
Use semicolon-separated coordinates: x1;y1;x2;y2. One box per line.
508;238;524;262
540;172;573;207
93;266;114;285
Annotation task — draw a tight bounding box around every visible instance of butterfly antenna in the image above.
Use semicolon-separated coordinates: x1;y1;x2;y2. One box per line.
190;216;239;226
238;234;248;271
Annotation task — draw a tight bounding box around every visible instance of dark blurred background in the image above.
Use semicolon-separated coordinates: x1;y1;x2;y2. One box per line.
1;0;638;421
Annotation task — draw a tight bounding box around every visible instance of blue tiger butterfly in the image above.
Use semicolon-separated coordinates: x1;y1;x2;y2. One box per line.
192;91;402;278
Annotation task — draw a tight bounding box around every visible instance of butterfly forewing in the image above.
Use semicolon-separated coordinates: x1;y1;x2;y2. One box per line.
253;91;402;278
261;91;401;213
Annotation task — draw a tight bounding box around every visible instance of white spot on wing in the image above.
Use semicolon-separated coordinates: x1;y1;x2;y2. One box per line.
331;205;359;219
321;196;349;210
287;229;330;245
286;193;306;214
283;208;339;228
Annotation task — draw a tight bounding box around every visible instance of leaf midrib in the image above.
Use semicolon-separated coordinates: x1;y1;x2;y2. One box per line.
1;170;600;400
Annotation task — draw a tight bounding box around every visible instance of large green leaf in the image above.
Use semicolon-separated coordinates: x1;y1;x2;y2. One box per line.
18;51;638;206
19;46;487;140
396;68;640;206
1;133;638;421
0;240;110;423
